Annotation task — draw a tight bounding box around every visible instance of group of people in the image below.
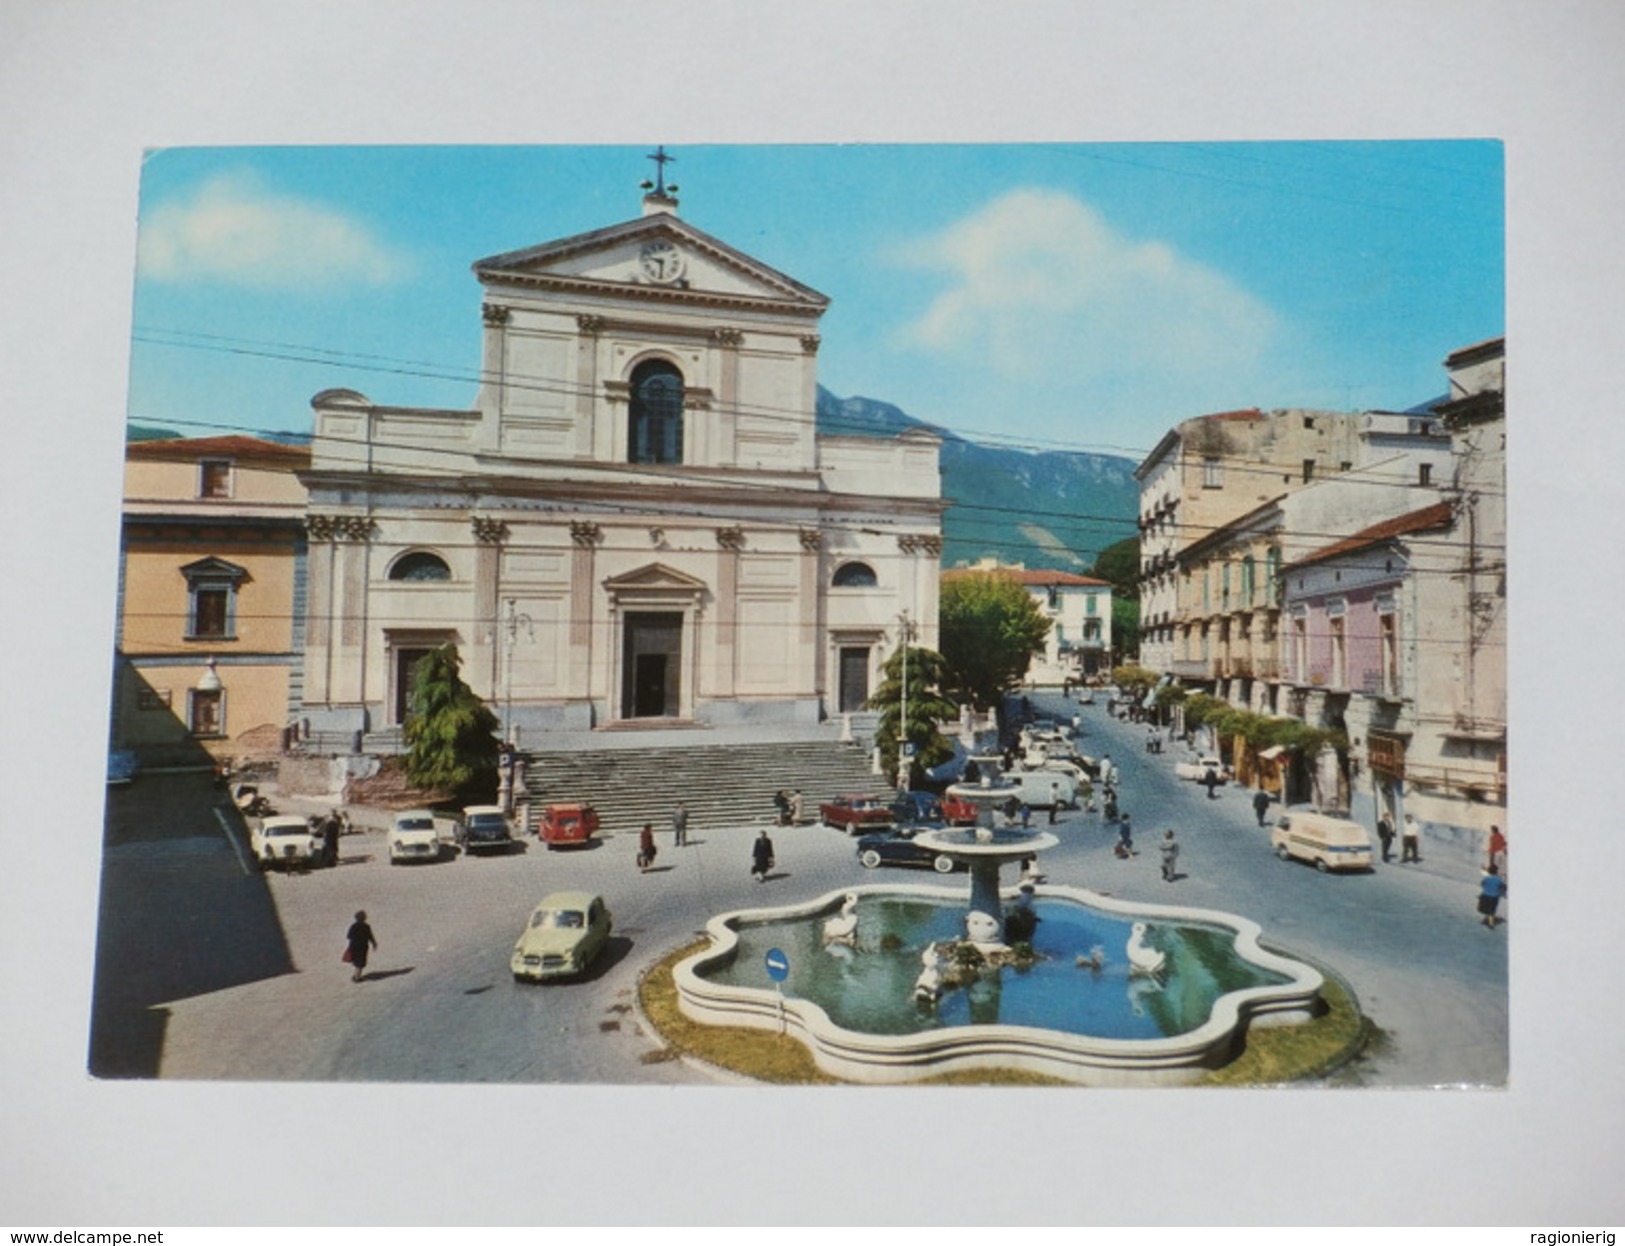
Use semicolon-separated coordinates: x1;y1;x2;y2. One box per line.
771;790;805;827
1374;811;1424;864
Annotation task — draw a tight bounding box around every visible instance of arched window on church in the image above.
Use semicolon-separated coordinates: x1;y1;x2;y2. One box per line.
629;360;684;465
389;551;452;582
832;561;878;588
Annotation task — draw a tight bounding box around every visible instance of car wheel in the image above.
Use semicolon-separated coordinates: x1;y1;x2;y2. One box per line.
1275;844;1291;861
933;854;955;874
860;849;882;869
1315;857;1329;873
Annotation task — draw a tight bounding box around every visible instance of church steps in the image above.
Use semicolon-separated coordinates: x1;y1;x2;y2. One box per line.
516;740;891;836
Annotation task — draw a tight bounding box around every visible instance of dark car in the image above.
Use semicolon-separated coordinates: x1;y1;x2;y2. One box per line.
460;805;517;854
888;791;979;828
855;825;963;874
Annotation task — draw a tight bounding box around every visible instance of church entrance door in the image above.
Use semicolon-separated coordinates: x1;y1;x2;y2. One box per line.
622;612;683;719
838;646;870;714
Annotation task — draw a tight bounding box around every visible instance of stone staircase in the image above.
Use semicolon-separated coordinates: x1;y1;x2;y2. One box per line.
517;739;891;836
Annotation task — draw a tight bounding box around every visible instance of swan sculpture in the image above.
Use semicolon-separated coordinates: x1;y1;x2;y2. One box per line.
914;944;943;1004
822;893;859;945
1126;922;1167;977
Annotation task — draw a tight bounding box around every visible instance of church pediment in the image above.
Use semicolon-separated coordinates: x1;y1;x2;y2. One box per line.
602;562;709;594
474;216;829;312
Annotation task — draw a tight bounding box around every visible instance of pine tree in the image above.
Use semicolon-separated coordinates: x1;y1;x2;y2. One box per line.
866;645;958;788
403;644;500;801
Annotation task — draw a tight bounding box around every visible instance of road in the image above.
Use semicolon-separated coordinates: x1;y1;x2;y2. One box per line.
92;697;1506;1087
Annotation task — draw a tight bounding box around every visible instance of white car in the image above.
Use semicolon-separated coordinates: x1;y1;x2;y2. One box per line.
250;815;322;871
1176;756;1228;783
389;810;444;865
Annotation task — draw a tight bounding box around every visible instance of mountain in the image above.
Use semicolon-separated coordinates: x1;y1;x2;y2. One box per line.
816;387;1139;573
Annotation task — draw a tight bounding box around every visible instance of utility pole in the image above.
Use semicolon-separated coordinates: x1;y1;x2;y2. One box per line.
898;610;913;791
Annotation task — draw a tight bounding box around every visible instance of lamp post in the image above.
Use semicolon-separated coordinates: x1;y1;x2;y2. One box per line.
503;598;533;747
898;610;914;792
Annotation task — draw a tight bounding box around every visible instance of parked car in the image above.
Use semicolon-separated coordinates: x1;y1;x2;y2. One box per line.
460;805;517;854
510;891;613;982
819;794;896;835
388;810;444;865
1175;756;1227;783
855;825;963;874
538;802;599;848
1272;811;1374;873
888;791;979;828
250;814;324;871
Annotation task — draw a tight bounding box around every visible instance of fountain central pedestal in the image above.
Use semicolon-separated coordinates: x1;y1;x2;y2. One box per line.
917;778;1059;944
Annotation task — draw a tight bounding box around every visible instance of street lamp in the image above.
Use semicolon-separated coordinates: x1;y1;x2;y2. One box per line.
503;598;534;747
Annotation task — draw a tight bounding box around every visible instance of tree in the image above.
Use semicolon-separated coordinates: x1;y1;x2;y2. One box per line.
403;644;501;801
939;573;1052;710
1091;536;1140;601
866;645;959;788
1111;597;1141;661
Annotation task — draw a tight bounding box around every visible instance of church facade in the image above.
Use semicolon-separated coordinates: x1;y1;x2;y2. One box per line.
298;185;944;744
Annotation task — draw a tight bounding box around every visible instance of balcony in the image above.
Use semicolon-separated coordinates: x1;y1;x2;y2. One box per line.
1170;658;1216;680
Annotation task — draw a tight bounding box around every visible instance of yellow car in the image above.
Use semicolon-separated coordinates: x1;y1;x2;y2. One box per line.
510;891;613;983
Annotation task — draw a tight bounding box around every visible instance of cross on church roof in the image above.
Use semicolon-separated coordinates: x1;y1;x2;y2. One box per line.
641;145;678;197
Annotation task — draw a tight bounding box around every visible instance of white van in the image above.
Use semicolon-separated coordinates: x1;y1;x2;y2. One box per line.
1005;768;1079;810
1271;811;1373;873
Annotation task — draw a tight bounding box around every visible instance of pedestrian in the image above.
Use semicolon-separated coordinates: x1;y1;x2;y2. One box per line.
1203;767;1220;800
1477;864;1506;928
1487;824;1507;874
751;829;776;882
1104;790;1120;823
773;790;789;827
790;790;805;825
1401;812;1422;863
1376;813;1396;863
1047;780;1060;825
1160;829;1180;882
1252;789;1271;828
638;822;657;872
963;757;982;785
1100;754;1115;788
1020;802;1032;830
1117;812;1134;857
344;910;376;983
672;801;689;847
1071;712;1081;736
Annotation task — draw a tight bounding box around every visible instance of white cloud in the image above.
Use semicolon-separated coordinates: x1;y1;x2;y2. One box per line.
137;172;409;288
897;189;1279;391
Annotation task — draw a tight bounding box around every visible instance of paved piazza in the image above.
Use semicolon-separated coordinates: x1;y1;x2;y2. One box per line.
93;695;1507;1087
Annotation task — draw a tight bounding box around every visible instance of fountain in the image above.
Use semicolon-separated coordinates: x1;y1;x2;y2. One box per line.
675;883;1325;1086
671;759;1325;1085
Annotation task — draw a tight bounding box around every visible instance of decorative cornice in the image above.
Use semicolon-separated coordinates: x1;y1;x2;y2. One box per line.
482;304;510;326
715;525;746;552
577;314;606;335
570;520;603;548
710;327;744;347
800;334;821;355
798;527;823;552
471;516;509;544
307;514;375;542
896;533;943;557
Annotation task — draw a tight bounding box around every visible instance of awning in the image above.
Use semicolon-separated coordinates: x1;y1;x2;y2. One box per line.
1257;745;1286;761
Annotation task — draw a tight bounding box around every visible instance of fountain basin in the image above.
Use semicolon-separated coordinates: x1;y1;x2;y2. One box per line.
674;883;1324;1087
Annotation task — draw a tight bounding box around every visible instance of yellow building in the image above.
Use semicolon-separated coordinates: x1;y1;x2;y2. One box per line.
113;435;310;766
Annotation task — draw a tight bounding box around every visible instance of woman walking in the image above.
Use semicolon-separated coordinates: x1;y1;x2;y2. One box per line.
345;910;377;983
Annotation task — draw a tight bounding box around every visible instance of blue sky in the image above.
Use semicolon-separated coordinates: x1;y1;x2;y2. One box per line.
127;141;1502;460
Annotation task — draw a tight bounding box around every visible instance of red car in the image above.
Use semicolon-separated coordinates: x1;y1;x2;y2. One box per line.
818;794;896;835
538;802;600;848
